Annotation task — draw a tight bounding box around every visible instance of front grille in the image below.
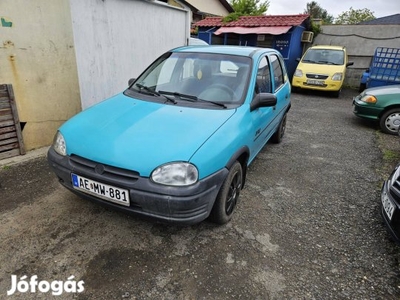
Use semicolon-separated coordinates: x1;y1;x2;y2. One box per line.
69;155;140;185
306;73;329;80
389;175;400;202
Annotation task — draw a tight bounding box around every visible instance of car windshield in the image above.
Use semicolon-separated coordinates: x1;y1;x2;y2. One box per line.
129;52;252;105
302;49;344;65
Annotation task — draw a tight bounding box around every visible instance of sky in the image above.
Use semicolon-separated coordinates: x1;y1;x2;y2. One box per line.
267;0;400;19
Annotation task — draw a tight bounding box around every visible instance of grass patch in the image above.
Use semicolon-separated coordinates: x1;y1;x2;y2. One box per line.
375;130;400;180
383;150;400;162
2;165;11;170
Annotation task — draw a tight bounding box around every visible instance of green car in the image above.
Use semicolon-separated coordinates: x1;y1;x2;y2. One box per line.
353;85;400;134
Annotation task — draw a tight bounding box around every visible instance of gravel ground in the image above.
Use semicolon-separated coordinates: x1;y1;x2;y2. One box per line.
1;87;400;299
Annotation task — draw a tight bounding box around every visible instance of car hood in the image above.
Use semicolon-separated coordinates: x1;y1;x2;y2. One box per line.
365;84;400;96
60;93;236;176
299;62;345;74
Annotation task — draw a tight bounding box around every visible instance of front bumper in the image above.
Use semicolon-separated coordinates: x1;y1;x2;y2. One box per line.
381;179;400;244
291;77;342;92
47;148;228;225
352;98;382;120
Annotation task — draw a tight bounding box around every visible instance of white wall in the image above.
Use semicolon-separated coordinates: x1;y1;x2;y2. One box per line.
69;0;190;109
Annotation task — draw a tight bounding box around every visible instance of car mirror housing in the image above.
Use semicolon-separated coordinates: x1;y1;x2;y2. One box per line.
250;93;277;111
128;78;136;86
346;62;354;67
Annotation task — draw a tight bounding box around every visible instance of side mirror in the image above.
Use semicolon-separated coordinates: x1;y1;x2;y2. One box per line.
296;58;300;62
346;62;354;67
128;78;136;86
250;93;277;111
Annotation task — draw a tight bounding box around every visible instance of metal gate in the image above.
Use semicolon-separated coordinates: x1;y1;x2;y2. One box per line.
0;84;25;160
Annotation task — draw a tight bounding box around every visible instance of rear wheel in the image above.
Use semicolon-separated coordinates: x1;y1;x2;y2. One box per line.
272;113;287;143
379;108;400;135
209;162;243;224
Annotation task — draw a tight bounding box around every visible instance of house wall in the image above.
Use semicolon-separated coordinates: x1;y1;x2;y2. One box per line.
186;0;230;16
314;24;400;88
69;0;190;109
273;26;306;80
0;0;81;151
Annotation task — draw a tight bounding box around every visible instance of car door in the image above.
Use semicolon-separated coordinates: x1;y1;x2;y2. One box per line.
249;55;276;158
270;53;291;118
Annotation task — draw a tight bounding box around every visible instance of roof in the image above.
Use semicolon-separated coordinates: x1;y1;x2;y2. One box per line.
358;14;400;25
172;45;279;57
308;45;346;50
195;14;310;27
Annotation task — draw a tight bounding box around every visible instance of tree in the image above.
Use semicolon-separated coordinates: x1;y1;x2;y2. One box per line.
334;7;375;24
223;0;269;22
230;0;269;15
304;1;334;24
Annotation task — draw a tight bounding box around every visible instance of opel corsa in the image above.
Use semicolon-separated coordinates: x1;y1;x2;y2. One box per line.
48;46;291;225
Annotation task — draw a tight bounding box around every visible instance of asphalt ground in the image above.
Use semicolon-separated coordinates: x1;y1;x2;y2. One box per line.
1;88;400;299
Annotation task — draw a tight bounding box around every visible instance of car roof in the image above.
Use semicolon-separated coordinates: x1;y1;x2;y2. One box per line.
308;45;345;51
171;45;280;58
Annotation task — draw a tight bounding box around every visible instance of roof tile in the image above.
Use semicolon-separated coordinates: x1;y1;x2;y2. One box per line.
195;14;310;27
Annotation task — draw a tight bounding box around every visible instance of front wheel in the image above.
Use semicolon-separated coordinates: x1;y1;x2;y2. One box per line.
379;108;400;135
209;162;243;224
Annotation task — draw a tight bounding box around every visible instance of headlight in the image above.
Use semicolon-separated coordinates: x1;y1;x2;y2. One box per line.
360;95;377;104
293;69;303;77
390;164;400;186
52;131;67;156
151;162;198;186
332;73;343;81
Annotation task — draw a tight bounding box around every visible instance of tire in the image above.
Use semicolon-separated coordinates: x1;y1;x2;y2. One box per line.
209;161;243;224
379;108;400;135
271;113;287;143
359;83;366;93
332;89;341;98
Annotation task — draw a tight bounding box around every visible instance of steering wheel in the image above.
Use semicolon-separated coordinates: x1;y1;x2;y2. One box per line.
208;84;234;96
199;84;235;102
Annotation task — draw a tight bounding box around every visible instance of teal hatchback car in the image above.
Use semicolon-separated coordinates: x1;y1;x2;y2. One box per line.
48;46;291;225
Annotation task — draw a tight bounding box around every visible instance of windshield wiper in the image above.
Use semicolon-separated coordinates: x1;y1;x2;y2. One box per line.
159;91;198;101
136;84;177;104
198;98;227;108
302;59;317;63
159;91;227;108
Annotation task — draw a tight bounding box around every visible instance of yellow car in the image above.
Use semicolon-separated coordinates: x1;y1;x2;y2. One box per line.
292;45;353;97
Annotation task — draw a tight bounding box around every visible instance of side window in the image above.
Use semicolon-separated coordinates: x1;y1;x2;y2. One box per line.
256;57;271;93
270;55;285;92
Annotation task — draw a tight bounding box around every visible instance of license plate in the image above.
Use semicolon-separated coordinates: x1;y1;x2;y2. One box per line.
306;79;325;86
71;174;130;206
382;191;394;220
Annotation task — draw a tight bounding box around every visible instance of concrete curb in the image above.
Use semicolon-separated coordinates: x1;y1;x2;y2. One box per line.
0;147;49;168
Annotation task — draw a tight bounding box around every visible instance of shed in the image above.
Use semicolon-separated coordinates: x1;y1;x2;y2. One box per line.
194;14;311;78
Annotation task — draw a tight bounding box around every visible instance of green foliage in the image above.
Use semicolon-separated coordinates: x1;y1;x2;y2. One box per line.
223;0;269;22
334;7;375;24
304;1;334;24
310;22;322;36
